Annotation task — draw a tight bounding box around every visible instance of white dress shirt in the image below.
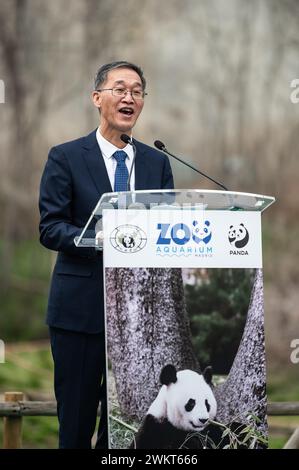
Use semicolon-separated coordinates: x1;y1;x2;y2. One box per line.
96;128;135;191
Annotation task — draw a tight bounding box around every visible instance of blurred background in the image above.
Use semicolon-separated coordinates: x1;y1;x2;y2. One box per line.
0;0;298;448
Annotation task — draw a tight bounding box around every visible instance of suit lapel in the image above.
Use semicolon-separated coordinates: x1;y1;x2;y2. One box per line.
82;132;151;193
134;140;149;190
82;129;112;195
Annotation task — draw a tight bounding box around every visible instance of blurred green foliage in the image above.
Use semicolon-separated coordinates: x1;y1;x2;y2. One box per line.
0;348;53;390
0;345;58;448
185;268;255;374
267;369;299;402
0;417;59;449
0;240;52;341
267;369;299;449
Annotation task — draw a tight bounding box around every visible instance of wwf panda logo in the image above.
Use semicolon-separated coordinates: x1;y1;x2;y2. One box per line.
121;235;135;249
228;223;249;248
110;225;147;253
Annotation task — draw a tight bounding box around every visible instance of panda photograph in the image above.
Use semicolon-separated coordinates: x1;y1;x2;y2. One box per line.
105;266;268;450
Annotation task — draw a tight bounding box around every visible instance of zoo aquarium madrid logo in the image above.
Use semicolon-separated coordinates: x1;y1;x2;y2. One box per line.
228;223;249;255
110;225;147;253
156;220;213;257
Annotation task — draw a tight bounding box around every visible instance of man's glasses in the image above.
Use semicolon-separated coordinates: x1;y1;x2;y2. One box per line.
96;87;147;100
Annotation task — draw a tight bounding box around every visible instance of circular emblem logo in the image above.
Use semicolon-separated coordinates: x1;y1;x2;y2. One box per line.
110;225;147;253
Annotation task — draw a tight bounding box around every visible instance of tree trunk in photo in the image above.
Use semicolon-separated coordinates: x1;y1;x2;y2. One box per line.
214;269;267;436
106;267;199;420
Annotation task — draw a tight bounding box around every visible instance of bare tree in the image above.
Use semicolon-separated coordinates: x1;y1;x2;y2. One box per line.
0;0;30;277
215;269;267;436
106;267;199;420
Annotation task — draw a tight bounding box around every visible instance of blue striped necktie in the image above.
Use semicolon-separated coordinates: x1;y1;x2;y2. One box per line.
113;150;129;191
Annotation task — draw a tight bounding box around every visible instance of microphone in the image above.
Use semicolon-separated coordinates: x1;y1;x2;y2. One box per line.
154;140;228;191
120;133;137;191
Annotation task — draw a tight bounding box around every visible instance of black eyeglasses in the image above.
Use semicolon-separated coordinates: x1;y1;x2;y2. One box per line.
96;87;147;100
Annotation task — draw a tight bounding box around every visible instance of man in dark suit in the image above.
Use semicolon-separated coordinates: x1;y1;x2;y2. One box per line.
39;61;174;448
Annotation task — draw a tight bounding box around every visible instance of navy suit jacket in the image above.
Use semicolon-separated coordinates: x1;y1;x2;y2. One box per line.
39;129;174;334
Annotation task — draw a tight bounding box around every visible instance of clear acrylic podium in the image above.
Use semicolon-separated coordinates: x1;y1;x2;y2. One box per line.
75;189;275;250
75;189;275;449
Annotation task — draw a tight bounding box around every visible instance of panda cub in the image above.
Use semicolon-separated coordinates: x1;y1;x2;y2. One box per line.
130;364;217;449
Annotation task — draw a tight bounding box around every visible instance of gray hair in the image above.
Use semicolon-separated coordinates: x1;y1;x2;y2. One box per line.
94;61;146;91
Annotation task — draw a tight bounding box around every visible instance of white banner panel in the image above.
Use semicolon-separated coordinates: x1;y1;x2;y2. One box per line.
103;209;262;268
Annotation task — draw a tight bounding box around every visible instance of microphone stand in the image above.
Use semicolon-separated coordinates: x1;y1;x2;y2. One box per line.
154;141;228;191
127;141;137;192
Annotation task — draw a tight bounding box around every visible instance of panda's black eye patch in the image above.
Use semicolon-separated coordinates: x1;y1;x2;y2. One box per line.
205;399;210;412
185;399;196;412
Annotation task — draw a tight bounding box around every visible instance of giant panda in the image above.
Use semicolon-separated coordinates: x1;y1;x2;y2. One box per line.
130;364;217;449
130;364;257;449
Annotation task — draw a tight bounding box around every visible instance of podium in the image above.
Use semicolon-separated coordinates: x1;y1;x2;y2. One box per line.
76;189;275;449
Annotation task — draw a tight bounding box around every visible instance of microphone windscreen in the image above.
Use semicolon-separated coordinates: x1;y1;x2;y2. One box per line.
120;133;131;144
154;140;166;151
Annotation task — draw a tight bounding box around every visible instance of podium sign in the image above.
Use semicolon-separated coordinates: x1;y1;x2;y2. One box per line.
103;209;262;269
77;190;275;450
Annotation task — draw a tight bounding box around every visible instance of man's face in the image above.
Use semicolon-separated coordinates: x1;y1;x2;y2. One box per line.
93;67;145;137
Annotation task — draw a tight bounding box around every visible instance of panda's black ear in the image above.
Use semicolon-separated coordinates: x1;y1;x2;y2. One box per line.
203;366;213;385
160;364;177;386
